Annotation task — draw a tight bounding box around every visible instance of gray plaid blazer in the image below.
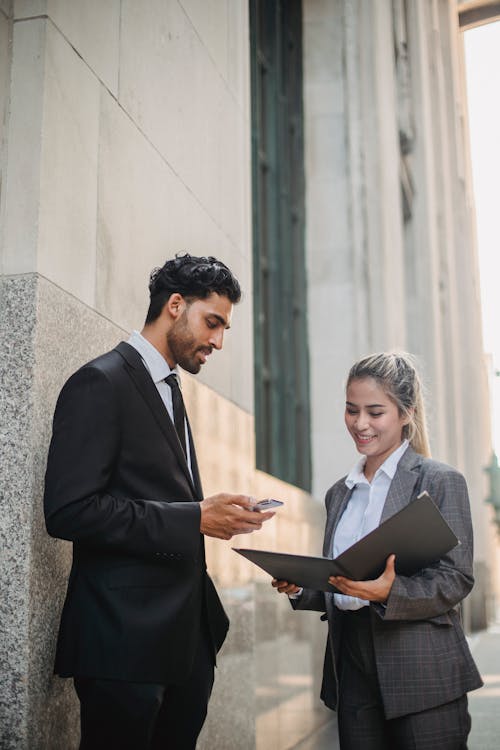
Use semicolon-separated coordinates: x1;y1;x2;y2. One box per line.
294;446;483;719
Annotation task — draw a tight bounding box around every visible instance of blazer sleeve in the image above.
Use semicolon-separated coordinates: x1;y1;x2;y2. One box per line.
43;366;201;559
378;464;475;621
290;588;326;613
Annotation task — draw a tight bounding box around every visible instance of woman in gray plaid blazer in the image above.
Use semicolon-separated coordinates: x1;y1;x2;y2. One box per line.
273;352;483;749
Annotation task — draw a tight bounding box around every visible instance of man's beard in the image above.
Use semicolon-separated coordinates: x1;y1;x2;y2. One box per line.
167;314;207;374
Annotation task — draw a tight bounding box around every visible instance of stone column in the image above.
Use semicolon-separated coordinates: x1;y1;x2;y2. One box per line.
304;0;407;496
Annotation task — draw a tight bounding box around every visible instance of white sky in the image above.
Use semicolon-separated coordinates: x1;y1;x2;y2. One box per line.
464;22;500;452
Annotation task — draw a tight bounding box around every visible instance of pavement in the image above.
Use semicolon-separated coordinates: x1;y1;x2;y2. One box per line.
288;624;500;750
467;623;500;750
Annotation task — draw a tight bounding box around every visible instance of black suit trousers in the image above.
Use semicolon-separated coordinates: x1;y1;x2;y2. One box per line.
75;626;214;750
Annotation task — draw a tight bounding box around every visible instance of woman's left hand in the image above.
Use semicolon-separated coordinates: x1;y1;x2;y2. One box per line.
328;554;396;603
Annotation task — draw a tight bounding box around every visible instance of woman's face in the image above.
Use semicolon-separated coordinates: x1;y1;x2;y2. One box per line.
345;377;410;469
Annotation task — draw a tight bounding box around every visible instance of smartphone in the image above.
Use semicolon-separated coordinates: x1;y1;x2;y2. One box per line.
252;498;284;511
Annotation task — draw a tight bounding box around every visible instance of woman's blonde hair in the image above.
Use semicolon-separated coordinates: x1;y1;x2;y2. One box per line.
346;351;431;457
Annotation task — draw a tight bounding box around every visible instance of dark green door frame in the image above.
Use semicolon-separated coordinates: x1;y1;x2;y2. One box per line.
250;0;311;491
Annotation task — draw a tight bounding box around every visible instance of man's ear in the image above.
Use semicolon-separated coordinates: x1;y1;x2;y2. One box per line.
163;293;186;321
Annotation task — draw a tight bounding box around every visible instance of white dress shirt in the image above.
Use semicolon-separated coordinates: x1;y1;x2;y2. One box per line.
333;440;409;610
127;330;193;478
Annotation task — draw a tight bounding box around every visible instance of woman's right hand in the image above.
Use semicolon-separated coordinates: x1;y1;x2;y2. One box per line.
272;579;301;595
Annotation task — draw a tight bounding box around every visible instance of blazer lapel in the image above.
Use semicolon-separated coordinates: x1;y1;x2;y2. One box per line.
323;483;353;558
380;446;422;522
115;342;197;495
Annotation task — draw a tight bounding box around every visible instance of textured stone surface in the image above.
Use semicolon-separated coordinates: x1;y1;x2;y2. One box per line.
28;275;126;749
0;275;126;749
0;275;35;747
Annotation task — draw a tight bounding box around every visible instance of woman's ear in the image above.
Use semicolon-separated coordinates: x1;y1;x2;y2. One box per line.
402;406;415;426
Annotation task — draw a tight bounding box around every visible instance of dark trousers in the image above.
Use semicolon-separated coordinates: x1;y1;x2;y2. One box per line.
337;607;471;750
74;629;214;750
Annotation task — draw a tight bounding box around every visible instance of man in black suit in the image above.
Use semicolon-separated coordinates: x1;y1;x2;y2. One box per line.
44;254;274;749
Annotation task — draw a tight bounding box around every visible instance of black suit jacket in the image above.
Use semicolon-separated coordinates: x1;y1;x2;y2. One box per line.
44;342;229;684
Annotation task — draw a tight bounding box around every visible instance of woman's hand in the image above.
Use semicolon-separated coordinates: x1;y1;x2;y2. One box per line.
328;554;396;603
272;579;301;595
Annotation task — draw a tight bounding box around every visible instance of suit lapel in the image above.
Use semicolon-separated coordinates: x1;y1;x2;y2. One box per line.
323;449;423;576
115;342;197;495
380;446;422;521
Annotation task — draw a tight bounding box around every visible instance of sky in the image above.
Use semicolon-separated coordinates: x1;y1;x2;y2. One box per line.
464;22;500;453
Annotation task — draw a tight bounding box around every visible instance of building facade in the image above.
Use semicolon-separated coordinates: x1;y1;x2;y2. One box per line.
1;1;498;748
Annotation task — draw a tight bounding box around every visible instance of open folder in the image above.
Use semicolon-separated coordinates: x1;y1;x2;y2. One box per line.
233;492;459;592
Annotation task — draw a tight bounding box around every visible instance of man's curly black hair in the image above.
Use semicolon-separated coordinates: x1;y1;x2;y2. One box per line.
145;253;241;324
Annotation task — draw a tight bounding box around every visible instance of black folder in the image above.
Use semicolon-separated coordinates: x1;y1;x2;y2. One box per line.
233;492;459;592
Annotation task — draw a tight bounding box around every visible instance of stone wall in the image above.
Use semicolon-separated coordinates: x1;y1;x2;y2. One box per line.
0;4;328;746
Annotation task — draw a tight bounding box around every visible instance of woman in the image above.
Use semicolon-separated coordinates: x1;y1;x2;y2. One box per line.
273;352;482;750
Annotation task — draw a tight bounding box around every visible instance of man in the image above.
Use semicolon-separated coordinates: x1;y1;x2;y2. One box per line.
44;254;273;749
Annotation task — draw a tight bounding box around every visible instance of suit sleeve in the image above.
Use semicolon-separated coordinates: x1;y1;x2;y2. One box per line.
377;466;475;621
43;366;201;559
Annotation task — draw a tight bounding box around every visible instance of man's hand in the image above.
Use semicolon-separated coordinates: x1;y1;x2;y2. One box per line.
271;579;301;595
328;554;396;603
199;493;275;540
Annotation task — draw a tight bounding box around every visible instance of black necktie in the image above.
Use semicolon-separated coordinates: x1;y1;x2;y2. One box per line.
165;374;187;457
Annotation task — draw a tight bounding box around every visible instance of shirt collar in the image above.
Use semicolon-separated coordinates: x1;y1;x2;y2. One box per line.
345;457;368;488
345;439;409;488
382;439;409;479
127;330;178;384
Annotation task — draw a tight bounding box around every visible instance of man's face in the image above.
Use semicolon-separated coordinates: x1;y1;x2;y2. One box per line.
166;293;233;374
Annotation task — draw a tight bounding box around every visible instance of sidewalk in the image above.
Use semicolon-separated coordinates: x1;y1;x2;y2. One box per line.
289;625;500;750
468;623;500;750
